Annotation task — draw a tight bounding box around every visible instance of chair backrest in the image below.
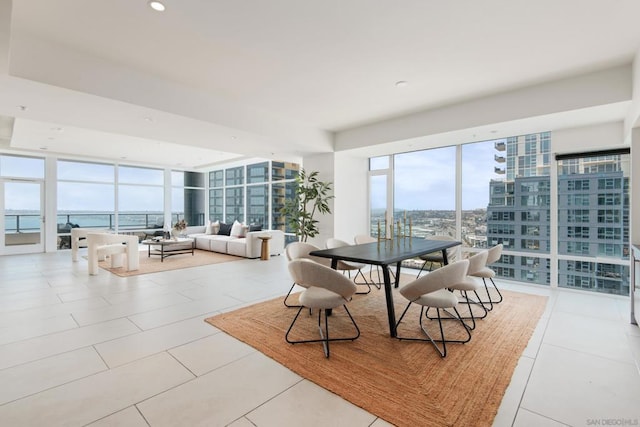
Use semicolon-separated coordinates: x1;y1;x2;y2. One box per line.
427;235;459;262
325;238;349;249
354;234;376;244
400;259;469;301
466;251;488;276
288;259;357;299
285;242;331;267
486;244;503;265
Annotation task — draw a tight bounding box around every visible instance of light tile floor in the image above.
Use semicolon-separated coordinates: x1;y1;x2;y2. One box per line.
0;250;638;426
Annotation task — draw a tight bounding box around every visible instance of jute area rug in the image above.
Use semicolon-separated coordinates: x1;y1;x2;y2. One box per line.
206;279;547;427
99;249;243;277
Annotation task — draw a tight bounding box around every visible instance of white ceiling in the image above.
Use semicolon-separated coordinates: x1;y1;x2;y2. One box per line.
2;0;640;169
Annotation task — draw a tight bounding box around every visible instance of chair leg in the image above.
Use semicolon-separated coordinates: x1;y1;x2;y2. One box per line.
285;305;360;358
283;282;301;307
395;304;471;358
426;290;487;330
486;277;504;304
353;269;374;294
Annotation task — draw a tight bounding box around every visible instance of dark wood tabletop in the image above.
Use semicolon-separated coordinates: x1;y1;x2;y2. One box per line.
310;237;462;337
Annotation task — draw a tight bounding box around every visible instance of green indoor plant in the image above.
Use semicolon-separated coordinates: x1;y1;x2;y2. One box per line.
281;169;334;242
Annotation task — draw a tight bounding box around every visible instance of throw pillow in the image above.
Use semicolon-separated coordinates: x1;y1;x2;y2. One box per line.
210;220;220;235
249;224;263;232
218;222;232;236
239;225;249;238
205;221;212;235
230;220;244;237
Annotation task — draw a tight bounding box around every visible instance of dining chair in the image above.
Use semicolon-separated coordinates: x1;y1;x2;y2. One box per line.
395;259;471;357
469;244;504;311
353;234;385;289
416;235;459;277
326;238;375;294
283;242;331;307
426;251;488;330
285;259;360;358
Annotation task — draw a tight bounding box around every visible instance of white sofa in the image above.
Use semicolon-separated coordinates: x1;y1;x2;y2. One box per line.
184;225;285;259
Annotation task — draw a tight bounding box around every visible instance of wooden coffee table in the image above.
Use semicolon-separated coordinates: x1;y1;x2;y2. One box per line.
141;238;195;261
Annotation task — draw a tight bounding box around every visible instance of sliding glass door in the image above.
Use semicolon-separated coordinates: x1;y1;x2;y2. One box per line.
1;180;44;254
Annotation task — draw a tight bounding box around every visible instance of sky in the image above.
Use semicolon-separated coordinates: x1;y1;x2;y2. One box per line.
373;139;503;211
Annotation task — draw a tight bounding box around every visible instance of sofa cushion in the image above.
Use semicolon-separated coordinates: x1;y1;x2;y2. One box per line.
227;238;248;257
249;224;262;232
210;235;236;253
218;222;232;236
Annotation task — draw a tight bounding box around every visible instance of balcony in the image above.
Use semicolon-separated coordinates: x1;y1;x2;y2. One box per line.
495;141;506;151
494;155;506;163
494;167;506;174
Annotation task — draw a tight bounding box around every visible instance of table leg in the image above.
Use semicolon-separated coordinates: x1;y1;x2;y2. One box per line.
382;265;397;337
442;249;449;265
148;244;151;258
161;245;164;262
394;261;401;288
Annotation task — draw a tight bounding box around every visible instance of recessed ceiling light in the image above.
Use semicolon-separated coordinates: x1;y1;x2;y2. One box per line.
144;117;154;122
39;147;47;150
148;1;166;12
17;105;28;111
395;80;408;88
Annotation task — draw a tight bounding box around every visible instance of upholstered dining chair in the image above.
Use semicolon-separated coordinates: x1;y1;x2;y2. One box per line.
468;243;504;311
416;235;459;277
283;242;331;307
395;259;471;357
325;238;374;294
426;251;488;330
285;259;360;358
353;234;384;289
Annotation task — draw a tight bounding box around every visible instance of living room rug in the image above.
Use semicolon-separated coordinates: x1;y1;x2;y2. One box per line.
206;281;547;427
99;249;243;277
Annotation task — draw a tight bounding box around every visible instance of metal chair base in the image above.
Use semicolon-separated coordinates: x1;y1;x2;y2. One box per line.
395;303;471;357
474;277;504;311
285;305;360;358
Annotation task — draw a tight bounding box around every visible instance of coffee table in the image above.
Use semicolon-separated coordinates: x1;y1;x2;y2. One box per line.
141;238;195;262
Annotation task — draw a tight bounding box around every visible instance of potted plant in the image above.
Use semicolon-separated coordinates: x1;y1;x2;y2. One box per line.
281;169;334;242
172;219;188;239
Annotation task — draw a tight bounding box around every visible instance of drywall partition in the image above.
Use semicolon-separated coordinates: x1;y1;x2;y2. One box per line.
333;152;369;241
336;65;632;152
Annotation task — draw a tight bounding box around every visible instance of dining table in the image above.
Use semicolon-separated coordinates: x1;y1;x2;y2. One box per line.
310;237;461;337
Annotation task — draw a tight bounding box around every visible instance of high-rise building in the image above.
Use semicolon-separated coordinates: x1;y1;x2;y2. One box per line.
486;133;629;294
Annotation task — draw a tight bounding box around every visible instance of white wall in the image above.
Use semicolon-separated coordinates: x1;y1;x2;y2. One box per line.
552;121;625;154
333;152;369;242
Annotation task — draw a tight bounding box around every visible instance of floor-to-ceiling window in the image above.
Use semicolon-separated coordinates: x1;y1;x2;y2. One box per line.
57;160;115;248
207;161;299;241
172;170;205;227
246;162;269;226
225;166;244;223
368;155;390;238
117;165;164;231
368;131;634;293
556;150;630;295
394;147;456;240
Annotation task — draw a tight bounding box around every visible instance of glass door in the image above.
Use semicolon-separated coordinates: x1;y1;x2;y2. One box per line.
1;180;44;254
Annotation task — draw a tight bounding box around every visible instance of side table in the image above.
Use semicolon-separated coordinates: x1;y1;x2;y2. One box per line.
258;234;272;260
